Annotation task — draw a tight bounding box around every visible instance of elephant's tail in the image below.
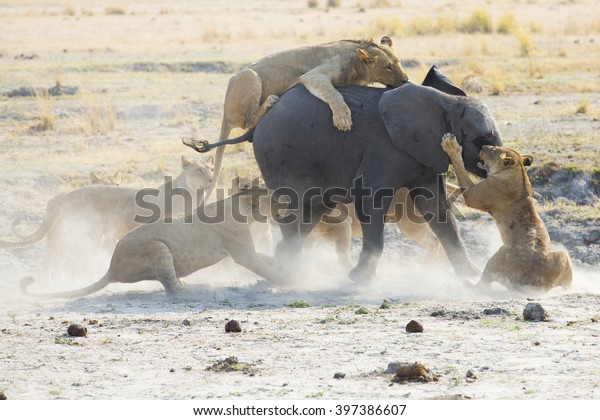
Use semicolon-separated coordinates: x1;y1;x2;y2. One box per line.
20;272;113;299
183;123;255;202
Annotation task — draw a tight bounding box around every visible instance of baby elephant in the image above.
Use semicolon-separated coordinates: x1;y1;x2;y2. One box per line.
441;133;572;292
20;182;281;299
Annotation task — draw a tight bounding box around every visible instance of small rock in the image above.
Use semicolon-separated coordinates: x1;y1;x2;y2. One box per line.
169;368;175;373
466;369;478;380
483;308;510;316
392;362;439;384
0;390;6;400
67;324;88;337
182;319;191;327
405;320;424;333
225;320;242;333
534;341;540;346
523;302;549;322
333;372;345;379
88;319;99;325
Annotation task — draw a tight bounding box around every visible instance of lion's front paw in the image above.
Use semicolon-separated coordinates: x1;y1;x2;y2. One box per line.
332;105;352;132
441;133;461;156
264;94;279;109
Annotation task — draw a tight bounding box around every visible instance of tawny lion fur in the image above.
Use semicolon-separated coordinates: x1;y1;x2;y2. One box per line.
208;37;409;198
441;133;573;291
20;183;281;299
2;156;214;284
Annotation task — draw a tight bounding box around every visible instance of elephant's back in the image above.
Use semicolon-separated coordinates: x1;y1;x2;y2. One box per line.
253;84;390;190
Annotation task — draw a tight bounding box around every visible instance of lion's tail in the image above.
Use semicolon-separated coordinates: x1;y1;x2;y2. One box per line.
20;273;113;299
1;196;62;249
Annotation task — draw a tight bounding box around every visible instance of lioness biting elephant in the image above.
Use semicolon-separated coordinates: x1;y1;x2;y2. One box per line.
20;181;281;298
441;133;573;291
206;37;409;199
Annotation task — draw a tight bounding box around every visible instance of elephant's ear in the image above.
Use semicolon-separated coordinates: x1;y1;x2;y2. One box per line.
380;83;457;174
421;65;467;97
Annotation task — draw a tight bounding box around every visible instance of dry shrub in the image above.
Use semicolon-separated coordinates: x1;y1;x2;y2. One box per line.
31;89;55;131
371;17;404;36
165;101;193;126
63;4;76;16
81;90;116;135
105;6;125;15
486;69;506;96
369;0;392;7
202;25;232;43
327;0;341;7
497;11;518;34
307;0;319;8
576;98;589;114
460;9;493;33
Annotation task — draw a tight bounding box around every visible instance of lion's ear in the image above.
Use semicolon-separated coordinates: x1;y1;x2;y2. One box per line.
380;36;393;48
89;172;100;183
357;48;374;64
206;154;215;167
522;155;534;167
501;154;517;168
112;172;122;185
181;155;192;169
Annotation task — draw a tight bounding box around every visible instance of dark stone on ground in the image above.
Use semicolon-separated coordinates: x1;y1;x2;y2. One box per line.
225;320;242;333
523;302;549;322
405;320;424;333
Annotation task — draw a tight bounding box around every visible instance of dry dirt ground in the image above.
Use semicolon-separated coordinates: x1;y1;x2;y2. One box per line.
0;0;599;400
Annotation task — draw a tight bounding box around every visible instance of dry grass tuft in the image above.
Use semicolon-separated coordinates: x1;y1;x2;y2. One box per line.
460;9;493;33
31;89;55;131
327;0;341;7
371;17;404;36
105;6;125;15
497;11;518;34
63;4;76;16
307;0;319;8
575;98;589;114
486;69;507;96
80;90;116;135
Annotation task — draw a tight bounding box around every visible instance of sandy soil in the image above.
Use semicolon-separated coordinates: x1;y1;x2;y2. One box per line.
1;0;599;401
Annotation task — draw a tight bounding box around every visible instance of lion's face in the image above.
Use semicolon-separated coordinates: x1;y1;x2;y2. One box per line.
478;146;533;176
361;45;409;87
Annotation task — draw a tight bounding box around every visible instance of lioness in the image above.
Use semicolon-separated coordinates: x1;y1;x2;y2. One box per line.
2;156;214;284
441;133;573;291
208;37;409;198
20;182;280;298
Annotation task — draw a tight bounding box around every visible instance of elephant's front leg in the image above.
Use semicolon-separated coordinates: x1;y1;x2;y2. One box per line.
410;176;480;279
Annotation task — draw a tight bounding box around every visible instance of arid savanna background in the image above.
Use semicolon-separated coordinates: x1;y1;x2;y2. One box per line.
0;0;599;400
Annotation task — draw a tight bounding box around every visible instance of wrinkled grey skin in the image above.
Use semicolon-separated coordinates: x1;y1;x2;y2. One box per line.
251;67;502;283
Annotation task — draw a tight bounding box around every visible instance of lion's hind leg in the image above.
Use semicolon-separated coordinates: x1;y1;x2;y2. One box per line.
224;69;278;130
545;251;573;290
478;246;516;290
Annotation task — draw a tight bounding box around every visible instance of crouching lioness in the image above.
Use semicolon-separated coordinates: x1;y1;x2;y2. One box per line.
20;182;281;299
441;133;572;291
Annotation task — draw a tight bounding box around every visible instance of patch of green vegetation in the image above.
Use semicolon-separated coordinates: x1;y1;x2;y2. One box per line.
305;390;325;399
355;306;370;315
206;356;259;375
55;337;84;346
248;303;277;309
285;300;311;308
379;299;391;310
219;299;235;308
49;390;62;396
